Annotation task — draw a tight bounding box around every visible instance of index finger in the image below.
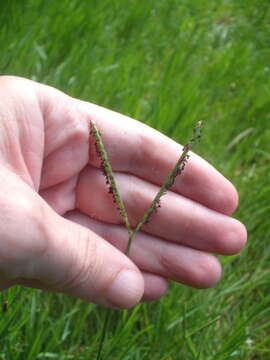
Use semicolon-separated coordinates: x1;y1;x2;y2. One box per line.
79;101;238;215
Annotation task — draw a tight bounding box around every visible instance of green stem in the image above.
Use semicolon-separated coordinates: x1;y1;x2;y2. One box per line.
96;308;111;360
92;119;203;360
132;120;203;236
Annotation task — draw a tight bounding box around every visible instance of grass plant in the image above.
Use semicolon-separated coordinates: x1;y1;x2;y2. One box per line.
91;119;202;359
0;0;270;359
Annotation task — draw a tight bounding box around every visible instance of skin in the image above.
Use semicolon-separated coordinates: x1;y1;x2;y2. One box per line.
0;76;247;309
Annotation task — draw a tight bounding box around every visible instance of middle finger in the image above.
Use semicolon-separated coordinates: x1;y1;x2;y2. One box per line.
76;166;246;255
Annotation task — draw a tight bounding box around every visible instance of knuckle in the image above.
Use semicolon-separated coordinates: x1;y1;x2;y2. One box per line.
60;99;89;144
126;181;151;224
60;229;101;293
181;200;198;235
131;132;156;173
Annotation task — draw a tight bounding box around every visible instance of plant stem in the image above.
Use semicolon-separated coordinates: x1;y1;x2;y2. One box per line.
96;308;111;360
130;120;203;239
92;119;203;360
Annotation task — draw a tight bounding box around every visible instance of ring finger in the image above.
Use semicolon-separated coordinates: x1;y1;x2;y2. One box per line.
66;210;221;289
76;166;246;255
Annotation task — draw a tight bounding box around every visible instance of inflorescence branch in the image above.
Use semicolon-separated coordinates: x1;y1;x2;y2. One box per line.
91;119;203;360
90;119;203;256
90;121;133;240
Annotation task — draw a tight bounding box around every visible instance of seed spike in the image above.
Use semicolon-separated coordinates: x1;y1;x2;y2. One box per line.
90;120;132;237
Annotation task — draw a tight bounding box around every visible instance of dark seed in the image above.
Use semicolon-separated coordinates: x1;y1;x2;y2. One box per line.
2;302;7;313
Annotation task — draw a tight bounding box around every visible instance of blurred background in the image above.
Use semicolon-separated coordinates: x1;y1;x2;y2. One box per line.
0;1;269;359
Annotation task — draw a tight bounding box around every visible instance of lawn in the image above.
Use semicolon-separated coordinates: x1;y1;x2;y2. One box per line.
0;0;270;359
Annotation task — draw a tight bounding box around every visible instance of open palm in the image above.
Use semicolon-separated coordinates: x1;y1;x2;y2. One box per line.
0;76;246;309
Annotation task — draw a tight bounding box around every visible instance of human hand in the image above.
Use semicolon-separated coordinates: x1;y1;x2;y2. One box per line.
0;76;247;309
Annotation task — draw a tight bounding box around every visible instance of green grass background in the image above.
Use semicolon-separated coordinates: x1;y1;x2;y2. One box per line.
0;0;270;359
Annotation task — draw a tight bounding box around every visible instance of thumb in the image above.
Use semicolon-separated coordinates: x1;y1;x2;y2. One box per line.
0;171;144;309
34;206;144;309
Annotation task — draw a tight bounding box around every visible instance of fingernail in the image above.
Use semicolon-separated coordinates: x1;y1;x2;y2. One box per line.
106;270;144;309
